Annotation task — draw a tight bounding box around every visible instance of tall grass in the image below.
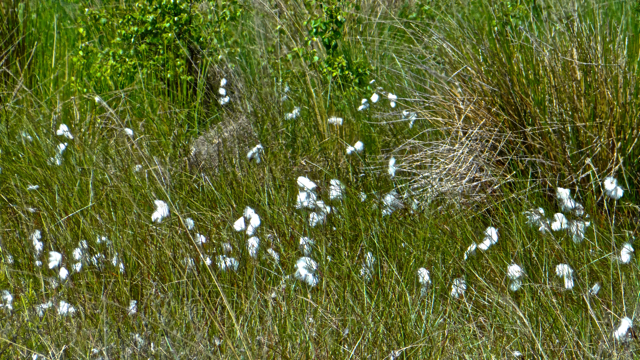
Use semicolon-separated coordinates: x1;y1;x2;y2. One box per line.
0;0;638;358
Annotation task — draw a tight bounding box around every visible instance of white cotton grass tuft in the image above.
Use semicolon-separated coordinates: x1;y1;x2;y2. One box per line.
588;283;601;296
31;230;43;255
382;190;404;216
185;217;195;230
346;140;364;155
59;267;69;280
285;107;301;120
27;185;39;191
327;116;343;126
35;301;53;317
464;243;477;260
555;264;574;290
417;267;431;296
128;300;137;316
569;220;590;243
370;93;379;103
0;291;13;311
220;78;227;87
219;96;230;105
478;227;499;251
195;233;207;246
614;317;633;341
359;252;376;282
309;211;326;227
124;128;134;137
245;209;261;236
221;242;233;254
329;179;345;201
216;255;239;271
620;243;634;264
299;237;314;256
72;262;82;273
388;93;397;108
218;87;227;96
247;237;260;258
49;142;68;165
246;144;264;163
603;177;624;200
556;187;583;214
151;200;170;223
57;301;76;316
56;123;74;139
297;176;317;192
388;157;397;177
523;208;550;233
551;213;569;231
233;216;246;231
296;189;318;209
450;278;466;299
402;110;418;128
507;263;524;292
294;257;319;287
48;251;62;269
267;248;280;263
357;98;369;111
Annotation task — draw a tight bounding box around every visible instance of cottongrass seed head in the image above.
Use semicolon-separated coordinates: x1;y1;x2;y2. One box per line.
451;278;466;299
217;255;239;271
295;257;319;287
620;243;634;264
56;123;74;139
507;263;524;291
151;200;169;223
478;226;499;251
555;264;574;290
247;236;260;258
417;268;431;296
48;251;62;269
551;213;569;231
614;317;633;341
603;176;624;200
327;116;343;126
329;179;345;201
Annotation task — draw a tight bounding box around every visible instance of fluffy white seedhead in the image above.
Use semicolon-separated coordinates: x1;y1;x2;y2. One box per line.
246;213;261;236
72;248;83;261
185;217;195;230
35;301;53;317
346;141;364;155
221;242;233;254
219;96;230;105
357;98;369;111
370;93;379;103
507;264;524;280
551;213;569;231
603;177;624;200
388;93;397;108
417;268;431;287
72;262;82;273
58;301;76;316
59;267;69;280
1;291;13;311
382;191;403;216
451;278;466;299
620;243;634;264
327;116;343;126
217;255;239;271
151;200;169;223
556;187;581;212
296;190;318;209
299;237;314;256
556;187;572;201
388;157;397;177
309;211;326;227
295;257;319;287
555;264;574;290
464;243;477;260
247;237;260;258
220;78;227;87
233;216;246;231
124;128;134;137
402;110;418;128
56;124;74;139
195;233;207;246
31;230;43;255
329;179;345;201
614;317;633;341
128;300;137;316
48;251;62;269
478;227;499;251
267;248;280;263
297;176;317;192
588;283;601;296
246;144;264;163
569;220;590;243
218;87;227;96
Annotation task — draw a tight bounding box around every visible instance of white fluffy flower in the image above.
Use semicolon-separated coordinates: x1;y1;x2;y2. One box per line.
220;78;227;87
48;251;62;269
124;128;134;137
328;116;343;126
58;301;76;316
267;248;280;263
296;190;318;209
195;233;207;246
295;257;319;287
464;243;477;260
402;110;417;128
285;107;301;120
27;185;39;191
507;263;524;291
360;252;376;282
72;262;82;272
588;283;601;296
35;301;52;317
247;236;260;258
346;141;364;155
219;96;230;105
357;98;369;111
388;157;397;177
31;230;43;255
233;216;246;231
451;278;466;299
417;268;431;287
523;208;550;233
370;93;379;103
614;317;633;341
551;213;569;231
247;144;264;163
246;211;261;236
309;211;326;227
478;227;499;251
620;243;634;264
329;179;345;201
1;291;13;311
388;93;397;108
72;248;83;261
218;87;227;96
151;200;170;223
128;300;137;316
59;267;69;280
556;187;581;213
555;264;574;290
216;255;239;271
382;191;403;216
603;177;624;200
185;217;195;230
297;176;317;192
56;124;74;139
221;242;233;254
568;220;590;243
299;237;314;256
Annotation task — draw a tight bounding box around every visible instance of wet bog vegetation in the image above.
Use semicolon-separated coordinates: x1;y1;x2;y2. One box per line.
1;0;640;358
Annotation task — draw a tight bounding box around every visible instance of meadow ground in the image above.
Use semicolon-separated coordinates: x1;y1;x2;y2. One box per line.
1;0;639;358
